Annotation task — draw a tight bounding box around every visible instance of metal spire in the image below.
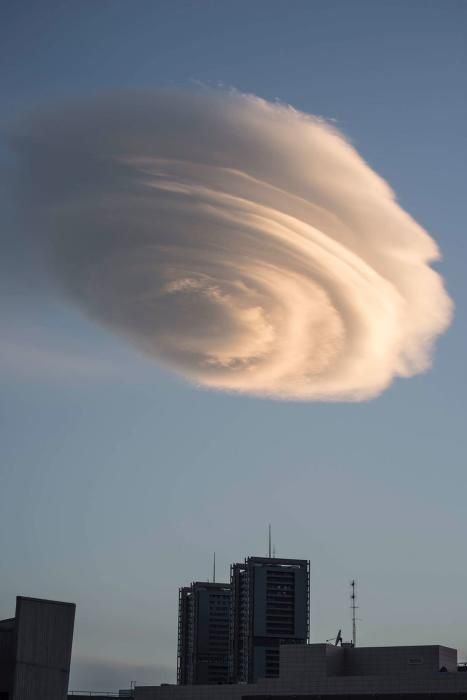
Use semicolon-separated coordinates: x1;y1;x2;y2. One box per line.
351;580;358;647
213;552;216;583
268;524;272;558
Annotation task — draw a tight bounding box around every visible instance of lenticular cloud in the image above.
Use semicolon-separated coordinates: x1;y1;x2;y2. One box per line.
13;91;452;400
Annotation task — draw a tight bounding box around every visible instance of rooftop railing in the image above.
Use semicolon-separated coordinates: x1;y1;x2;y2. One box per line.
68;692;133;698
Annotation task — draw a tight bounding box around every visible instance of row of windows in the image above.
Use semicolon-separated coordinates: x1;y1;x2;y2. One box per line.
266;628;295;634
266;594;295;600
266;609;295;615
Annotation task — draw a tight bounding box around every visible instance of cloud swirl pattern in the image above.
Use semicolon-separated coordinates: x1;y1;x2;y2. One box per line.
13;91;453;400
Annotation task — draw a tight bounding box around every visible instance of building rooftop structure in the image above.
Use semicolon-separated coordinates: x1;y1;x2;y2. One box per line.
134;642;467;699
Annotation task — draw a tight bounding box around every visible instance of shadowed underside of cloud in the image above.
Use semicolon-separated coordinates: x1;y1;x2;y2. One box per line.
11;90;453;400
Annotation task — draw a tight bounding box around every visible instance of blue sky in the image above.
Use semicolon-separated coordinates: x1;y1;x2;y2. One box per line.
0;0;466;691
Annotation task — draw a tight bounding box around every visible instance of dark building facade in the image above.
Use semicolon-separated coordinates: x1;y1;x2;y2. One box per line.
134;643;467;700
0;596;75;700
177;582;231;685
230;557;310;683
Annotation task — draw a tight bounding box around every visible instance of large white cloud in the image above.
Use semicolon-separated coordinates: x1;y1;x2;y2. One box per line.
11;90;453;400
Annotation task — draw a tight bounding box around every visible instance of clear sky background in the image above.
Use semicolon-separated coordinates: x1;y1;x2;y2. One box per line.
0;0;466;692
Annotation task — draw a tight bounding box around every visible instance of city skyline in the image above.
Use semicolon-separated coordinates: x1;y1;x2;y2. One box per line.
1;0;466;693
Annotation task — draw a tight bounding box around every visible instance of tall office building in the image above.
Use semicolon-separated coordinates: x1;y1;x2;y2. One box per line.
230;557;310;683
177;581;231;685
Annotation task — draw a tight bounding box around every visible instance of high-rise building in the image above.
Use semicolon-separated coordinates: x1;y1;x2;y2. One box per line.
229;557;310;683
177;581;231;685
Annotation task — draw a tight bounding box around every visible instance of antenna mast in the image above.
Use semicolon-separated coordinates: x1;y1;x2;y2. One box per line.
351;580;358;647
268;524;272;558
213;552;216;583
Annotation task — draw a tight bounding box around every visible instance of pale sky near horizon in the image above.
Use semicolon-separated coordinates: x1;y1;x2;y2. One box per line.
0;0;466;692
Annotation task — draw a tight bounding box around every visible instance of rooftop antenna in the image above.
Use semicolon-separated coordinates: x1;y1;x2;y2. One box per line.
268;524;272;558
213;552;216;583
326;629;342;646
351;580;358;647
